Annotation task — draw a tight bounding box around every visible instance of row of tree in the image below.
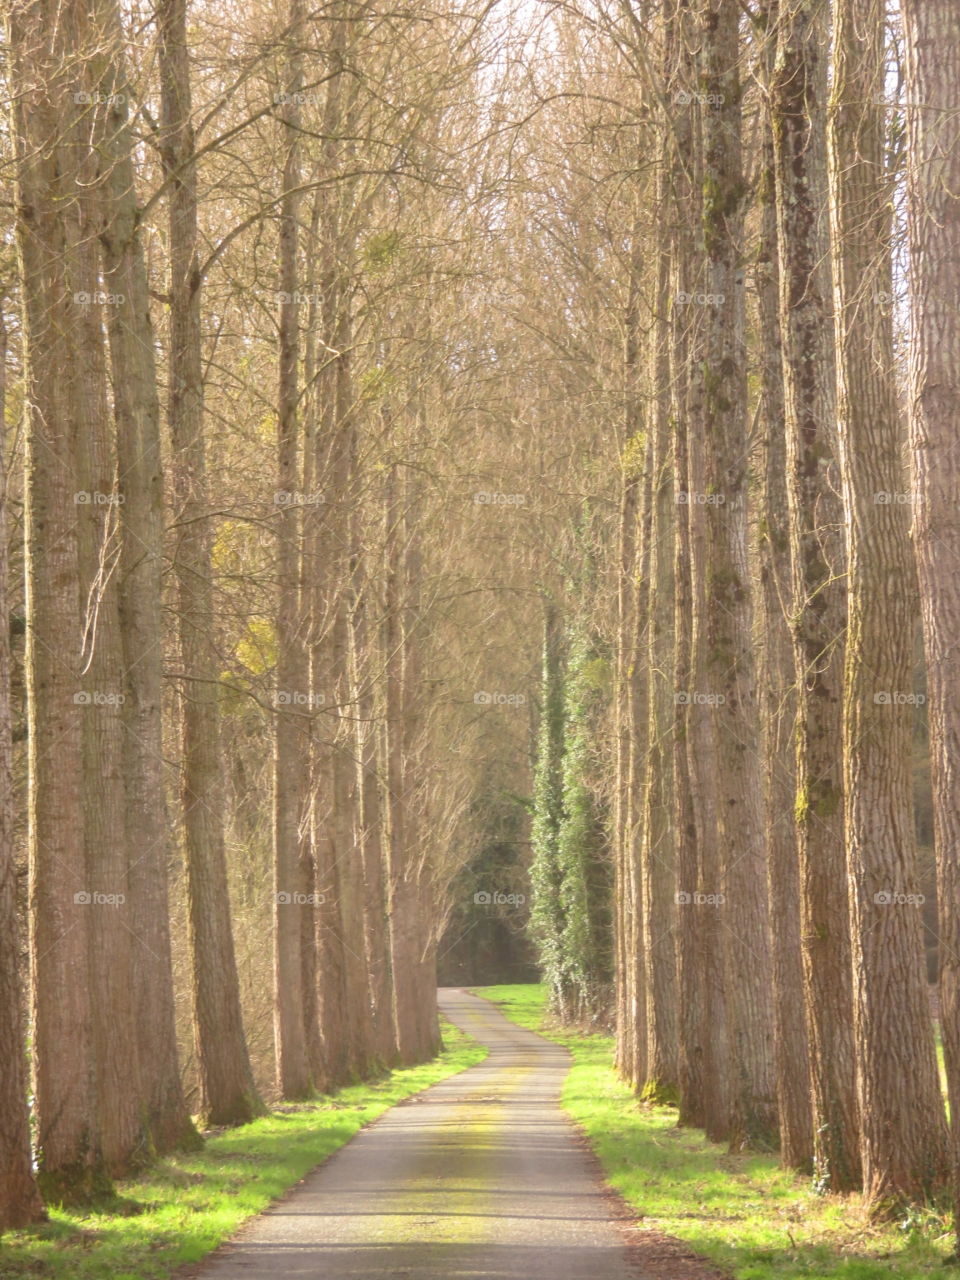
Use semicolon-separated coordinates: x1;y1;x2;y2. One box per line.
577;0;960;1224
0;0;510;1230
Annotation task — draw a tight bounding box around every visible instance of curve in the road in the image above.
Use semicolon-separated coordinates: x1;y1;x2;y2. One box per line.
195;987;651;1279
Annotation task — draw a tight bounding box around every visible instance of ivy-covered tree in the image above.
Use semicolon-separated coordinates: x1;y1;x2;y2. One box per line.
529;603;569;1014
529;591;613;1024
556;627;613;1024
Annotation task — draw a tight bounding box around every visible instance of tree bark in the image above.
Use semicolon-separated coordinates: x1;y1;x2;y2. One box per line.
0;303;45;1231
91;0;198;1155
902;0;960;1230
12;0;107;1200
770;0;860;1190
159;0;262;1126
273;0;313;1101
756;14;813;1167
699;0;777;1149
640;144;678;1099
829;0;949;1206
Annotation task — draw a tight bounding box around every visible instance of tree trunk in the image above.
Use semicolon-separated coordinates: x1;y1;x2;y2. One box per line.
613;467;639;1079
829;0;948;1206
71;191;144;1175
902;0;960;1230
273;0;313;1101
756;16;813;1167
669;0;705;1129
351;523;396;1068
92;0;197;1154
699;0;777;1150
383;462;422;1062
640;150;678;1099
159;0;262;1126
771;0;860;1191
12;0;106;1201
0;304;45;1231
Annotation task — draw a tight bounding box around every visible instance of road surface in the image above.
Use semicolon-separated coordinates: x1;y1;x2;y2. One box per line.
197;987;651;1279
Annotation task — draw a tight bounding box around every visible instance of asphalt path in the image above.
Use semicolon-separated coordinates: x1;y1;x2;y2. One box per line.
196;987;650;1279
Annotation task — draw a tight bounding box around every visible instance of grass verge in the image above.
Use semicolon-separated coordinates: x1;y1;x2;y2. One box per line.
0;1017;486;1280
472;983;958;1280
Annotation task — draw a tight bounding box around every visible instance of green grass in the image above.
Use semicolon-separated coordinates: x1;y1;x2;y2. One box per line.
0;1018;486;1280
473;983;959;1280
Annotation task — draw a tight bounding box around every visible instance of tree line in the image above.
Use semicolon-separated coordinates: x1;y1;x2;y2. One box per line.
0;0;505;1227
523;0;960;1234
3;0;960;1255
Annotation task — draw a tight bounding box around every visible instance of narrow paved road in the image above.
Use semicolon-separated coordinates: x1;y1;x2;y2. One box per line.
197;988;649;1279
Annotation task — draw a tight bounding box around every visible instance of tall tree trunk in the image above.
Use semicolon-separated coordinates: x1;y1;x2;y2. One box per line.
403;470;439;1060
273;0;313;1101
92;0;198;1155
771;0;860;1191
352;523;396;1068
699;0;777;1150
0;304;45;1230
12;0;106;1201
756;19;813;1167
641;146;678;1099
159;0;262;1126
613;466;638;1079
383;462;422;1062
829;0;948;1205
902;0;960;1231
619;211;651;1090
669;0;704;1129
71;197;144;1175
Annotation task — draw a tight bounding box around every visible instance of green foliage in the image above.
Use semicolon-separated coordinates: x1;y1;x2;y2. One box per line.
235;616;277;676
0;1020;486;1279
556;629;612;1023
362;230;403;273
528;601;612;1025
